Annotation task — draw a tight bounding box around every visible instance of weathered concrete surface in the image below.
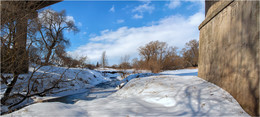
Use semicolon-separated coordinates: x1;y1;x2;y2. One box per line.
205;0;219;16
199;1;259;116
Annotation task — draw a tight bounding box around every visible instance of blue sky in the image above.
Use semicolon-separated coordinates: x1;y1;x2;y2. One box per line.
45;0;205;65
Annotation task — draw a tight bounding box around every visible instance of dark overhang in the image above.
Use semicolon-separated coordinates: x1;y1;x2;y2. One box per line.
1;1;62;24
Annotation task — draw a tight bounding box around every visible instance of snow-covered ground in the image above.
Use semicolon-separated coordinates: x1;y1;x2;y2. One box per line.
3;69;249;116
0;65;110;113
96;68;151;74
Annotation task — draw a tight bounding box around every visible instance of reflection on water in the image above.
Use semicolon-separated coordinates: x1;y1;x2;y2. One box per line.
47;86;118;104
46;91;91;104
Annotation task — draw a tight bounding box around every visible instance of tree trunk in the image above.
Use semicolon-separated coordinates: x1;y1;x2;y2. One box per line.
1;73;19;105
44;43;56;65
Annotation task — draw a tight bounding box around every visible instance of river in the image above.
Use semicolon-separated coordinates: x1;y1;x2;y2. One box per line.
45;71;123;104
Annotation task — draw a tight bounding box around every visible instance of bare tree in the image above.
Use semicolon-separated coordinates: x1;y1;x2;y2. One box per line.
162;47;184;70
119;55;131;70
139;41;170;73
131;58;147;73
137;40;184;72
131;58;139;69
77;56;88;68
52;44;67;66
34;9;78;65
182;39;199;67
121;55;130;64
100;51;108;68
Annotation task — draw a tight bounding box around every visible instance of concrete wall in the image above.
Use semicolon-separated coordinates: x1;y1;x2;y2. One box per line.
205;0;219;16
198;1;259;116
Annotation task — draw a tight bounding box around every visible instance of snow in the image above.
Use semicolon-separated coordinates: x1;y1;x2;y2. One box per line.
96;68;151;74
109;75;249;116
160;68;198;76
5;102;87;117
3;69;249;117
143;96;176;107
1;65;110;113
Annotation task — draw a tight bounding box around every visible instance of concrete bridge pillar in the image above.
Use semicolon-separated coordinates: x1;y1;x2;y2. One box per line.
1;1;60;74
15;13;29;73
199;0;259;116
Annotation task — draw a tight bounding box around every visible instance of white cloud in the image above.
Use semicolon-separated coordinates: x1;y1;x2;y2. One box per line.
68;11;204;65
109;5;115;12
132;2;154;19
167;0;181;9
132;2;154;14
116;19;125;24
133;14;143;19
83;32;87;35
66;16;75;23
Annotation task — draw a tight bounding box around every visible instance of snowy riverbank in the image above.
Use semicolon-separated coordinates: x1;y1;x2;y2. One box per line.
3;69;249;116
0;65;111;113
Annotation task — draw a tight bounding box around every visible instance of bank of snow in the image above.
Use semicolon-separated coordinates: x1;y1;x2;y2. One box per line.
79;74;248;116
4;69;249;117
1;65;110;113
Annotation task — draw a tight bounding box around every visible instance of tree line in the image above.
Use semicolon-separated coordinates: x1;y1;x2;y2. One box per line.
96;38;199;73
111;40;199;73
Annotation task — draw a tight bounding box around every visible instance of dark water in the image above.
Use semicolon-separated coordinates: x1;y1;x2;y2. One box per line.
46;90;92;104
